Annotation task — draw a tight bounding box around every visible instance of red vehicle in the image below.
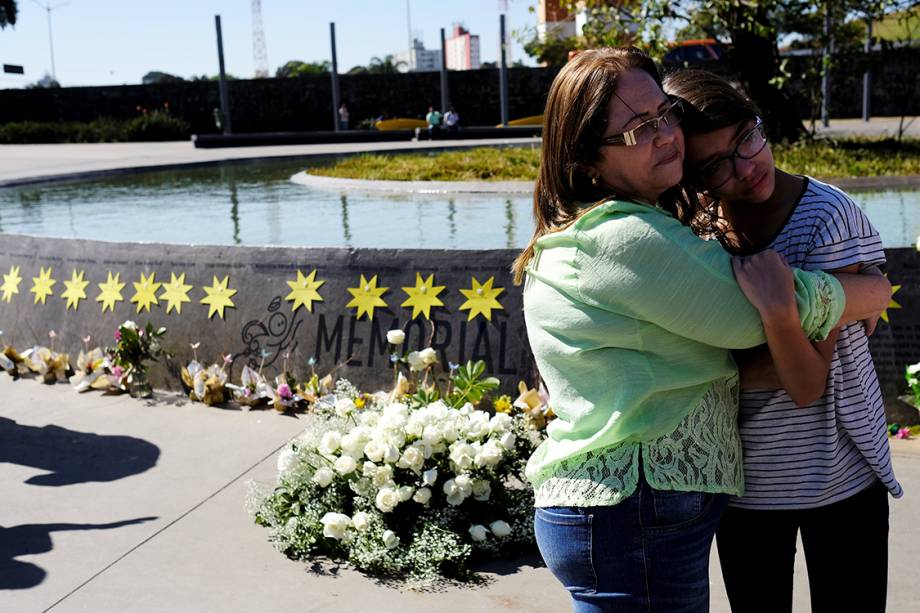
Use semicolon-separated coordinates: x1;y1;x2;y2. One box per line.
664;39;729;64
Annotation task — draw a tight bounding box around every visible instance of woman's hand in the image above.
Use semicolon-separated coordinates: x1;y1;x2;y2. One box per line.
731;250;798;322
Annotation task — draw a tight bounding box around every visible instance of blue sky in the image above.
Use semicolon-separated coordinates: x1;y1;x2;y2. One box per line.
0;0;538;88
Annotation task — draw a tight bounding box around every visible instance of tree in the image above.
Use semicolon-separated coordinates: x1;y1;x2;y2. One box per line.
525;0;910;143
367;55;407;74
0;0;16;29
26;73;59;88
275;60;330;78
142;71;185;85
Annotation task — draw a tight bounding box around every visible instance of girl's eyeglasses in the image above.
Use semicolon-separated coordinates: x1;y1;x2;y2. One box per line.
600;100;685;147
694;117;767;189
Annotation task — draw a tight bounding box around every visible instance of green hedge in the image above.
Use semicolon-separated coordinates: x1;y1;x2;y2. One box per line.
0;111;191;144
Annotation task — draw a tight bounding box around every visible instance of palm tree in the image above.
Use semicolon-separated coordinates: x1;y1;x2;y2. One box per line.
0;0;18;28
367;55;407;74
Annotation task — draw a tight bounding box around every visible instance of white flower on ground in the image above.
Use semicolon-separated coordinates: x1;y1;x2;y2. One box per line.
413;487;432;505
464;410;492;439
312;467;335;488
386;329;405;345
397;485;415;502
382;529;399;550
397;447;425;473
449;442;476;471
499;431;517;451
454;474;473;494
319;431;341;455
372;465;394;488
362;461;378;478
489;520;512;538
334;455;357;475
489;412;513;433
422;468;438;486
320;512;352;540
468;524;489;542
276;447;298;474
382;444;400;464
476;440;504;468
352;511;370;532
472;479;492;501
422;425;443;446
364;440;385;463
335;397;356;417
375;486;400;512
341;428;370;457
443;479;466;506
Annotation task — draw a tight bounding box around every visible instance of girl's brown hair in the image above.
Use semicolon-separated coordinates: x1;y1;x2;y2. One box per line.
662;69;763;238
511;47;688;284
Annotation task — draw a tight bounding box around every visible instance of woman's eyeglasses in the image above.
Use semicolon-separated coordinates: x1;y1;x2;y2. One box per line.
600;100;685;147
693;117;768;189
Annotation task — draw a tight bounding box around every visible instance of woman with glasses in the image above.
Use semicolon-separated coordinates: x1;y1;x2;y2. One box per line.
512;47;891;612
664;69;902;613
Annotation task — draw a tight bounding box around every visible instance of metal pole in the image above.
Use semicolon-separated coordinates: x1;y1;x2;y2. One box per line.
440;27;449;113
862;18;872;122
499;14;509;126
215;15;232;135
46;7;56;80
330;22;341;132
821;3;831;128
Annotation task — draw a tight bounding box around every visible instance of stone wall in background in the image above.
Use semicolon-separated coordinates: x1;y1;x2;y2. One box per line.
0;234;916;421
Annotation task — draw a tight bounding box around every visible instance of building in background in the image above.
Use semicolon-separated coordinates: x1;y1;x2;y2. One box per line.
395;38;442;72
446;25;481;70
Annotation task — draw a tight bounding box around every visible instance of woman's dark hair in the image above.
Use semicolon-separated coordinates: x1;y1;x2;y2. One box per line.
662;69;764;238
512;47;691;284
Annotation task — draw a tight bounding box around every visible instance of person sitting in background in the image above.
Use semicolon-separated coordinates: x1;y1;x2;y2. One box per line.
444;107;460;132
426;106;442;133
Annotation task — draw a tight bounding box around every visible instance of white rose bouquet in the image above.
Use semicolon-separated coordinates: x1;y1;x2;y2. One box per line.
249;366;545;584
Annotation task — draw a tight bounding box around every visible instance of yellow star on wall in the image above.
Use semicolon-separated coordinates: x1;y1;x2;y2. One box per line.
880;278;902;324
285;269;325;312
131;272;161;313
200;274;237;319
1;265;22;303
31;266;56;305
61;269;89;311
96;272;126;313
159;272;193;315
459;276;505;321
401;273;445;320
346;274;388;320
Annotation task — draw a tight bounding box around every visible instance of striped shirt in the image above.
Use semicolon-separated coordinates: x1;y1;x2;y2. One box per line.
731;177;903;509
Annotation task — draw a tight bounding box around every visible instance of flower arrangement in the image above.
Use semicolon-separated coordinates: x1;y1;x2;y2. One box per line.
107;320;171;398
248;353;552;585
905;361;920;406
181;343;233;406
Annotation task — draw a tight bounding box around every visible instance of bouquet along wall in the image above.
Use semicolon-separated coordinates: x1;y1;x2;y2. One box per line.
248;345;552;584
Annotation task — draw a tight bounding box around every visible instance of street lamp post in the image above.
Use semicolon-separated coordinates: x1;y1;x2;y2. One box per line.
32;0;69;82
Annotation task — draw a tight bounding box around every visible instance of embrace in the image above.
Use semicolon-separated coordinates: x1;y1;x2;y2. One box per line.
517;47;902;613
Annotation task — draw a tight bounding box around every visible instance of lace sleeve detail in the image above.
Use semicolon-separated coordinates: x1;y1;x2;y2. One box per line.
533;443;639;508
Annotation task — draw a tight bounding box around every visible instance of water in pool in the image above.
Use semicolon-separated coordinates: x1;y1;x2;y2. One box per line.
0;159;917;249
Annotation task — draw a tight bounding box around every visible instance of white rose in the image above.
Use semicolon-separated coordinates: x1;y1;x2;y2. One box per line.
276;448;298;474
373;464;394;487
907;363;920;375
442;478;467;506
359;411;380;427
335;397;356;417
422;468;438;486
350;478;373;497
334;455;357;475
320;512;352;540
489;520;512;538
397;447;425;473
122;320;137;330
362;461;378;478
413;487;432;505
312;467;334;488
499;431;517;450
407;351;426;371
454;474;473;494
464;411;492;439
476;440;503;467
375;486;400;513
352;511;370;531
468;524;489;542
422;425;443;446
419;347;438;366
319;431;341;455
397;485;415;502
364;440;385;463
472;479;492;501
386;329;406;345
489;412;513;433
340;431;367;457
382;529;399;550
449;442;476;470
383;444;400;464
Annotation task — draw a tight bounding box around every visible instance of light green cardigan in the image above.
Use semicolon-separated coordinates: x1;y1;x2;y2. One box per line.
523;199;845;507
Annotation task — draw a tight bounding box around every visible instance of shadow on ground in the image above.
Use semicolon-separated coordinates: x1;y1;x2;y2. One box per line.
0;518;157;590
0;416;160;486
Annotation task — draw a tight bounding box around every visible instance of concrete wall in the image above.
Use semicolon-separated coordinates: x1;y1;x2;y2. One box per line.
0;233;916;420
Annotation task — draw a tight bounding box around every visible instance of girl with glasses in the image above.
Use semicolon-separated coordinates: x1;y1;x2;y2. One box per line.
512;47;892;612
663;68;902;613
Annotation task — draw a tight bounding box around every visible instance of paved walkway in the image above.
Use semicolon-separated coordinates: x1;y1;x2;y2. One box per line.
812;116;920;139
1;377;918;612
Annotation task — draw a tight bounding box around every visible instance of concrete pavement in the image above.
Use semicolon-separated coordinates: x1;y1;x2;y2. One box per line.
1;376;918;612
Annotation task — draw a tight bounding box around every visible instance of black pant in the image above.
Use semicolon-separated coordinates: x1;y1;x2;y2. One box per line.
716;481;889;613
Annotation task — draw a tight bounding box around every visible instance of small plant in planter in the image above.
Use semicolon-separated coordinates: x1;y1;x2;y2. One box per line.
107;320;171;398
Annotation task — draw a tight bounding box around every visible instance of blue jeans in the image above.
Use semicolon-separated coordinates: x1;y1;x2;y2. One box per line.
535;477;729;612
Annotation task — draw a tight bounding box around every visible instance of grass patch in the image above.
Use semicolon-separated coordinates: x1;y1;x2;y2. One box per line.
307;138;920;182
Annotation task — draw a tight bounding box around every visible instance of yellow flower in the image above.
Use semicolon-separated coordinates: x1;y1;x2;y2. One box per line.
493;394;513;413
355;396;366;409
